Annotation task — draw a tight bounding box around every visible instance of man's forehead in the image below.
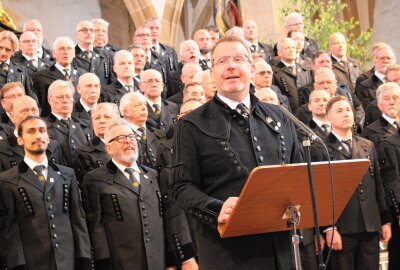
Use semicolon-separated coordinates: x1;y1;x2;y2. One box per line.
110;125;133;136
213;41;248;56
24;119;46;129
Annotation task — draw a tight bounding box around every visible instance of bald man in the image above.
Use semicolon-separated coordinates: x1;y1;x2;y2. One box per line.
193;29;212;68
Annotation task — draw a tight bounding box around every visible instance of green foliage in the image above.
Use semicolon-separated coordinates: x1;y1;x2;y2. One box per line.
279;0;373;69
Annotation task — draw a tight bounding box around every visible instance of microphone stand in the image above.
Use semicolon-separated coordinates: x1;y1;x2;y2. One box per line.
279;106;326;270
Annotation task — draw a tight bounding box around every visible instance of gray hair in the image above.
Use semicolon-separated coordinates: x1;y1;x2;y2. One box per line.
104;118;132;143
48;80;75;97
119;92;145;117
376;82;400;103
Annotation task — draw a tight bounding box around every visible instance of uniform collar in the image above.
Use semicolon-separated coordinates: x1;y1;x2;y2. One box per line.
216;93;251;110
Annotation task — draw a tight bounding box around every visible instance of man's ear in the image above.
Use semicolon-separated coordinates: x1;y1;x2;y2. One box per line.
17;135;24;146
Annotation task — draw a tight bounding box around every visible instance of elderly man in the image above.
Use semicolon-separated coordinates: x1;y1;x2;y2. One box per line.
273;37;311;113
11;31;51;77
73;73;101;124
167;39;206;97
0;115;91;270
145;17;179;72
0;95;65;172
33;36;86;116
102;50;140;105
91;18;120;57
310;96;391;270
73;103;120;181
192;69;217;101
0;82;25;127
129;44;146;87
171;35;303;270
140;69;178;132
22;19;53;61
119;92;165;169
254;87;280;105
362;82;400;149
45;80;92;167
329;32;361;92
0;30;35;99
243;20;274;63
73;20;113;85
193;29;213;68
168;62;202;105
356;43;396;108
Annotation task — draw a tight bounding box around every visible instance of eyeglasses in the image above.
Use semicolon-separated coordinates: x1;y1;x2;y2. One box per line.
108;134;136;143
3;93;24;99
78;28;94;33
20;39;38;44
213;54;250;66
135;33;150;37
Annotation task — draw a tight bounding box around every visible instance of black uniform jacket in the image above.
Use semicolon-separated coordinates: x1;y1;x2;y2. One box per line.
355;74;383;108
11;51;52;78
0;161;91;270
146;99;178;132
82;161;165;270
361;115;398;150
310;133;389;234
0;134;65;172
101;80;133;106
331;56;361;92
171;94;303;270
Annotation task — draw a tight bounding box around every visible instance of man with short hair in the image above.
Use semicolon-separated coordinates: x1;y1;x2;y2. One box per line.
140;69;178;132
73;20;113;85
91;18;120;57
193;29;212;68
73;102;120;181
22;19;53;61
168;62;203;104
0;95;65;172
102;50;140;105
329;32;361;92
0;82;25;127
0;115;91;270
182;82;206;104
12;31;51;78
362;82;400;149
33;36;86;117
311;96;391;270
287;30;312;69
243;20;273;63
128;44;146;88
206;25;220;47
145;17;179;72
192;69;217;101
73;72;101;123
45;80;92;167
272;37;311;113
254;87;280;105
119;92;165;169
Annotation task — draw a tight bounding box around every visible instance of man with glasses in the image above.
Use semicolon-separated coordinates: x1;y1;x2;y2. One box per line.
45;80;92;167
0;82;26;128
73;20;113;86
33;36;86;117
171;35;303;270
91;18;120;58
82;119;168;269
22;19;54;62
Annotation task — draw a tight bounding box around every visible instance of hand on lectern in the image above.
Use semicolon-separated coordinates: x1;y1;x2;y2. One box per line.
218;197;238;224
326;229;342;250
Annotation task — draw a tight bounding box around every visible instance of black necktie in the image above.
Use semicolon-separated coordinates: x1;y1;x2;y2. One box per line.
63;69;70;80
82;50;92;60
236;103;249;120
342;139;352;155
137;127;147;141
33;165;46;184
125;85;133;92
394;121;400;130
321;124;330;135
60;118;70;129
1;62;9;72
153;104;161;116
124;167;140;188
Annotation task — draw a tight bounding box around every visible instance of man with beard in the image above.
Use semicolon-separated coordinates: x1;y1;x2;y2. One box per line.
0;115;91;270
73;102;120;182
0;95;64;172
82;119;167;269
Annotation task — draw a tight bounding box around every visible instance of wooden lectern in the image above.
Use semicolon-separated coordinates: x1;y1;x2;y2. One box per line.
218;159;370;238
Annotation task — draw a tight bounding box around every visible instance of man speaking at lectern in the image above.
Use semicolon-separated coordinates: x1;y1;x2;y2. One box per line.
171;36;303;270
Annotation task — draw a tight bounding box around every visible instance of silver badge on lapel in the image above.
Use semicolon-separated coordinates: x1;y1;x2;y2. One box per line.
338;146;343;151
277;122;281;128
144;175;149;179
266;117;273;123
50;178;54;183
72;124;76;129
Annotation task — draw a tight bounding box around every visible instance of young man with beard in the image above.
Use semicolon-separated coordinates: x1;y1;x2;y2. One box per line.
0;116;91;270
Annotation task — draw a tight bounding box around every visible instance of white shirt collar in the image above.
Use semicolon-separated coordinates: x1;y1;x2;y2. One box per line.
312;118;330;128
382;113;397;127
217;93;251;110
117;78;134;87
78;44;93;52
146;97;161;108
24;155;48;170
281;60;295;68
55;63;72;74
332;54;347;62
112;159;141;183
79;99;96;111
22;54;38;61
52;113;71;121
374;71;385;82
331;130;352;142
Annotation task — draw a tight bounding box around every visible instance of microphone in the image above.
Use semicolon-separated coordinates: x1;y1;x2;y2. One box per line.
278;105;320;142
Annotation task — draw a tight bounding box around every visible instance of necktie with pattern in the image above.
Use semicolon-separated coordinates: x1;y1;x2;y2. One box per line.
236;103;249;120
125;167;140;188
33;165;46;184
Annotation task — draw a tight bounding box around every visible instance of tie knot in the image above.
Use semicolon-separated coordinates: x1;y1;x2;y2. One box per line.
124;167;135;175
250;45;257;52
151;46;157;53
236;103;249;119
153;104;161;115
33;165;45;174
125;85;132;92
60;118;70;128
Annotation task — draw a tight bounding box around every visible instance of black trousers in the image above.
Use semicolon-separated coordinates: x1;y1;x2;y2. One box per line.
388;218;400;270
328;232;379;270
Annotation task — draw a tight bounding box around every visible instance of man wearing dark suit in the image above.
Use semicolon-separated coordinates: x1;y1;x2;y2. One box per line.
193;29;212;69
119;92;165;169
171;36;303;270
92;18;120;59
11;31;52;79
145;17;179;73
22;19;54;63
73;20;113;86
0;31;36;101
378;128;400;270
0;82;26;128
0;115;91;270
45;80;92;167
72;73;101;125
33;36;86;116
243;20;274;63
129;44;146;92
329;32;361;93
362;82;400;150
272;37;312;113
140;69;178;132
102;50;141;105
355;44;394;108
310;96;391;270
82;120;169;270
73;103;120;182
0;95;65;172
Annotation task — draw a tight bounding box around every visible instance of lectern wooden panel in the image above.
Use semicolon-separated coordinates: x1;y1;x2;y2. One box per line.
218;159;370;238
